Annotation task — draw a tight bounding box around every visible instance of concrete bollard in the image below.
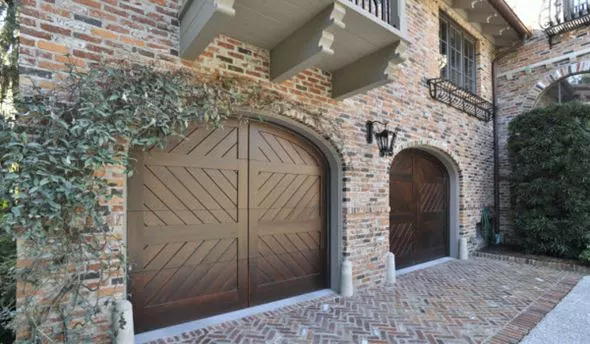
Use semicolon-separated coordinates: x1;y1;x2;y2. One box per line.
385;252;396;285
114;300;134;344
341;259;353;297
459;237;469;260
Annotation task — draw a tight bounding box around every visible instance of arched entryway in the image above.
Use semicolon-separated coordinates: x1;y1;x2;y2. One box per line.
127;119;330;333
389;149;450;268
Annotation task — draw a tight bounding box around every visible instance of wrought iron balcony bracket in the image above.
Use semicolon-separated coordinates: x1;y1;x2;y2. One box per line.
545;14;590;46
541;0;590;46
426;78;495;122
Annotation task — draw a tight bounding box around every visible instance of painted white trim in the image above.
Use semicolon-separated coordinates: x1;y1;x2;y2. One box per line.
498;47;590;79
134;289;337;344
396;257;455;276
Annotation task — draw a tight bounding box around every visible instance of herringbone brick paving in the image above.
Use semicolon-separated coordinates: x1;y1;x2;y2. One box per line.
147;258;583;344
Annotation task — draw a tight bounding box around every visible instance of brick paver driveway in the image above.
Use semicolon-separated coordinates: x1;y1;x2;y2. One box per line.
148;258;582;344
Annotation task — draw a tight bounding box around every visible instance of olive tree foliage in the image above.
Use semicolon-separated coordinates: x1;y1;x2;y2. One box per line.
0;60;332;342
508;102;590;263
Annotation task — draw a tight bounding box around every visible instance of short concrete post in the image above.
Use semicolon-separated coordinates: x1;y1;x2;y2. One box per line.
341;259;353;297
459;237;469;260
385;252;396;285
114;300;134;344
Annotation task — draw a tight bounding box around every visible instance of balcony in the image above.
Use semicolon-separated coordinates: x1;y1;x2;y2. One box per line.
179;0;409;99
541;0;590;43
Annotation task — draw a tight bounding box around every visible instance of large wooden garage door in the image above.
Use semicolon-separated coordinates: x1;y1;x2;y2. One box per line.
389;149;449;268
249;123;326;304
128;120;326;332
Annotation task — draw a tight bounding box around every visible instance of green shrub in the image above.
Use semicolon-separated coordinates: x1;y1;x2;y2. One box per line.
508;102;590;260
0;233;15;343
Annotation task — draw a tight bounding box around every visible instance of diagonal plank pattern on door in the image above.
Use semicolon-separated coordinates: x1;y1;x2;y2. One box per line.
249;124;325;304
389;149;449;269
128;120;326;333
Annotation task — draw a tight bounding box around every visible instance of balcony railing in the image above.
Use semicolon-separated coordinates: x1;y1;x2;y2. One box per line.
541;0;590;43
349;0;401;29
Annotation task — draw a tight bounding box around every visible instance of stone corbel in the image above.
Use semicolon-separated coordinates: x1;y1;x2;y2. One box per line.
332;40;409;100
180;0;237;59
270;3;346;83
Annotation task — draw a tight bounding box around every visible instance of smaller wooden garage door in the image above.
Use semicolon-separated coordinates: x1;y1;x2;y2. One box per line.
128;120;326;332
389;149;449;268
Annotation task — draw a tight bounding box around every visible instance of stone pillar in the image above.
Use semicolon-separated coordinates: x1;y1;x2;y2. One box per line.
341;259;353;297
385;252;396;285
459;237;469;260
114;300;134;344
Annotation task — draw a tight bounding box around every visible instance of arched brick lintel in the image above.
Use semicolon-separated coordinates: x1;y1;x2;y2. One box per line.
524;60;590;111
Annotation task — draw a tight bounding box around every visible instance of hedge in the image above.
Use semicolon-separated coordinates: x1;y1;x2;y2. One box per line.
508;102;590;262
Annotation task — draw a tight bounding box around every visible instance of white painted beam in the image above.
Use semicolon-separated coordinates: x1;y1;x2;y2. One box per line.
332;40;408;100
180;0;236;60
270;3;346;83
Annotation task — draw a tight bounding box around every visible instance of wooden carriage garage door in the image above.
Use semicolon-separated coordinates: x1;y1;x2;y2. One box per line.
389;149;449;268
128;120;326;332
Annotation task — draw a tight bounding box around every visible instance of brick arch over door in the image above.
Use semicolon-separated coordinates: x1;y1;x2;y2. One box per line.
390;142;462;261
127;117;342;333
523;60;590;111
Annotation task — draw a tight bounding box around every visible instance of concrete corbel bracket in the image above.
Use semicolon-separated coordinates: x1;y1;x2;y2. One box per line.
328;2;347;31
214;0;236;16
179;0;237;59
391;40;409;65
270;2;347;82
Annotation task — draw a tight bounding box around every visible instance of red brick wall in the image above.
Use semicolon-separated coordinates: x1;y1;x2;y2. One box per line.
17;0;497;340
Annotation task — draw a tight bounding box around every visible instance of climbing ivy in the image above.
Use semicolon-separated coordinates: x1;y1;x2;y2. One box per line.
0;60;333;342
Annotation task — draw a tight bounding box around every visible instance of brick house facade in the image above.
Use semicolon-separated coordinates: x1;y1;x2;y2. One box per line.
15;0;533;341
496;22;590;243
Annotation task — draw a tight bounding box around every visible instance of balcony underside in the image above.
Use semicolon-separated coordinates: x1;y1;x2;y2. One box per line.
449;0;522;47
180;0;409;99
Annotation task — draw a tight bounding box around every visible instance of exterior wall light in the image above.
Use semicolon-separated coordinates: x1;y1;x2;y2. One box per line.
366;121;397;157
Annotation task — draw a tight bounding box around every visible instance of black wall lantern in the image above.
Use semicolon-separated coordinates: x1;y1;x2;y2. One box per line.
366;121;397;157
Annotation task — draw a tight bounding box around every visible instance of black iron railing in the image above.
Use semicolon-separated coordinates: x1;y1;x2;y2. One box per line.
426;78;495;122
541;0;590;44
349;0;400;28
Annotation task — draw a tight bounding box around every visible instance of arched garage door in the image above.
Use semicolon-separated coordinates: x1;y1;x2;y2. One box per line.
389;149;449;268
128;120;327;332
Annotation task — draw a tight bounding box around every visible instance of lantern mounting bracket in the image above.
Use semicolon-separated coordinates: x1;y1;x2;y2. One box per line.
366;121;398;157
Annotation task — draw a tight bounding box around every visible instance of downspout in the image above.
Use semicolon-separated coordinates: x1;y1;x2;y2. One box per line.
488;0;531;242
491;47;523;242
492;55;501;241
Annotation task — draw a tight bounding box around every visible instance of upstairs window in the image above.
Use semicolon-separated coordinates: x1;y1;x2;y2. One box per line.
439;13;476;93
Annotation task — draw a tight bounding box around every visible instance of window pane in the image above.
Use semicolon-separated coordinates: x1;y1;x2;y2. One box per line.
440;20;447;43
439;13;478;93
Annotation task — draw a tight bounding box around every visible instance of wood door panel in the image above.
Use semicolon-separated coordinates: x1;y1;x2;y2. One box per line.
249;122;326;305
129;120;327;332
389;149;449;268
129;120;249;333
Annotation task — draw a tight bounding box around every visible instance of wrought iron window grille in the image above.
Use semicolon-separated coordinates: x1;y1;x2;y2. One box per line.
426;78;495;122
541;0;590;46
